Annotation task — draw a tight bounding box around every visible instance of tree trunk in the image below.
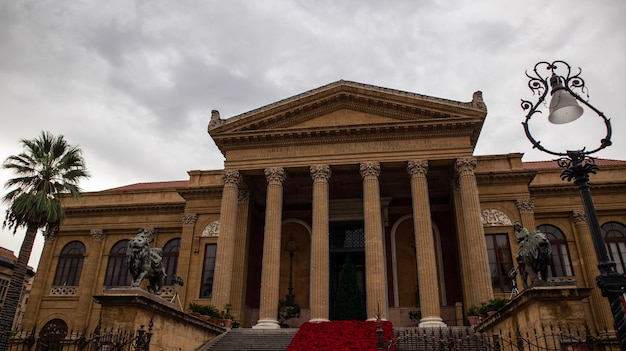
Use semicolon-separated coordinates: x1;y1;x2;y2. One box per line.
0;225;38;351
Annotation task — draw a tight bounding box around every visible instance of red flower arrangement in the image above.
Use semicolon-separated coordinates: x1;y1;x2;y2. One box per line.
287;320;395;351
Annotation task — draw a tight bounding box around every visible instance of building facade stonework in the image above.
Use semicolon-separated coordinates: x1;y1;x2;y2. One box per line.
20;81;626;339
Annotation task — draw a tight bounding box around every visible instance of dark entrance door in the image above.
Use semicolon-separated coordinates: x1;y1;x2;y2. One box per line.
329;221;366;317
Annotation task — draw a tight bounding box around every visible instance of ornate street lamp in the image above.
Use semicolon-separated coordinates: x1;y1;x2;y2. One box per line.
284;235;299;305
521;60;626;348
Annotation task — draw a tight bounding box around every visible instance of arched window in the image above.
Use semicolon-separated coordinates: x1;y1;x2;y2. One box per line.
104;240;130;287
163;238;181;286
602;222;626;274
39;318;68;350
537;224;573;277
52;241;85;286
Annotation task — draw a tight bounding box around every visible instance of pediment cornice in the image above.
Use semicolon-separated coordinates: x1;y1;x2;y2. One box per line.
208;80;487;154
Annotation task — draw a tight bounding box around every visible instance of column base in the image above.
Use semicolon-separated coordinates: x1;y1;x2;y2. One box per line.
418;317;446;328
252;319;281;329
308;318;330;323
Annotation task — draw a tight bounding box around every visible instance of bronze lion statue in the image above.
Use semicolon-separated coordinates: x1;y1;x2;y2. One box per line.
127;228;166;295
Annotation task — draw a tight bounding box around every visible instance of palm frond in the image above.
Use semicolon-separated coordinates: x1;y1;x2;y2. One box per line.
2;131;89;232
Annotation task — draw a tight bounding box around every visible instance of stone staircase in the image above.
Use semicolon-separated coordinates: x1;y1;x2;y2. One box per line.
393;326;489;351
200;328;298;351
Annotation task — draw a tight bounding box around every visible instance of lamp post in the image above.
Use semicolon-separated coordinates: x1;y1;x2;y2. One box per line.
521;60;626;348
285;236;299;305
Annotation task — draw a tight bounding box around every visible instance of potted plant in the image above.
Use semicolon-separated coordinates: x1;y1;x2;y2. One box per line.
188;303;222;324
408;309;421;324
222;303;234;328
488;297;508;312
467;305;479;326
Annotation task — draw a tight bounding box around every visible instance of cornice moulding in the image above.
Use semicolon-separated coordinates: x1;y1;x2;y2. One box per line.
65;203;185;216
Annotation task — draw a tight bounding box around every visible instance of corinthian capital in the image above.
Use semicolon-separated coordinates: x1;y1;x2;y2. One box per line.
91;229;105;241
182;213;198;226
407;160;428;177
572;210;587;225
359;161;381;178
310;165;331;182
222;170;241;186
455;157;477;175
516;198;535;213
265;167;286;184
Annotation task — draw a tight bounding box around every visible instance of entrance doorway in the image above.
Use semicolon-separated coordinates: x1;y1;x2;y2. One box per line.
329;221;366;318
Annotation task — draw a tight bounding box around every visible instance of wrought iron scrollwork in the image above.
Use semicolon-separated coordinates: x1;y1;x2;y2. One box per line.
521;60;612;159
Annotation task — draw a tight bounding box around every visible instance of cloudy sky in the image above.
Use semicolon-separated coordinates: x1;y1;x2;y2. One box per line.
1;0;625;269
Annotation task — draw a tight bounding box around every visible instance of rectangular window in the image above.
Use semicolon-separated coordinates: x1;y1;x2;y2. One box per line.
0;278;9;304
486;234;514;292
200;244;217;298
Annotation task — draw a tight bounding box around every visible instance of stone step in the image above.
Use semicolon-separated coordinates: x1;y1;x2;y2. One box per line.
393;326;489;351
201;328;298;351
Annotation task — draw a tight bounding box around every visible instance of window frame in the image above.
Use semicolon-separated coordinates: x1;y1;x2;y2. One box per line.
537;224;573;277
52;241;86;287
163;238;181;286
104;239;131;287
602;221;626;274
485;233;514;293
199;243;217;298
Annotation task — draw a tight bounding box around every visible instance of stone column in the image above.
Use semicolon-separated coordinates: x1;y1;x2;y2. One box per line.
572;210;615;334
310;165;331;322
407;160;445;327
455;157;493;305
254;167;286;329
360;161;387;320
211;170;241;311
452;182;474;310
230;190;250;322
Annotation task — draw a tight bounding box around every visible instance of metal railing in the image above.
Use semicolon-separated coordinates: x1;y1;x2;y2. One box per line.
389;323;618;351
7;320;153;351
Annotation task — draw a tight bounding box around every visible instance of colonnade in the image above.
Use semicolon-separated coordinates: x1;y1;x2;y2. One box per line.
211;157;492;328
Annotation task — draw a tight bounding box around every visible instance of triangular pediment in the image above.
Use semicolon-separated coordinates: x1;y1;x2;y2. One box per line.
286;109;399;129
208;80;487;154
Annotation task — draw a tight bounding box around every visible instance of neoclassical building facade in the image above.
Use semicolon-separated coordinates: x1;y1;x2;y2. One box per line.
21;81;626;336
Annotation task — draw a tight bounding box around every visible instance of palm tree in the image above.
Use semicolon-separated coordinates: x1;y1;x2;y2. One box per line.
0;131;89;350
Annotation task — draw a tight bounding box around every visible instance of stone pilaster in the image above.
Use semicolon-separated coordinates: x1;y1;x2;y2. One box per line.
571;210;615;334
455;157;493;305
211;170;241;311
407;160;445;327
21;232;60;329
360;161;387;320
178;213;197;304
74;229;106;327
516;198;536;230
254;167;286;329
310;165;331;322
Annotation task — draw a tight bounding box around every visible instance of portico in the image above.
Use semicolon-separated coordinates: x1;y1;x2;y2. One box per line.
207;81;492;328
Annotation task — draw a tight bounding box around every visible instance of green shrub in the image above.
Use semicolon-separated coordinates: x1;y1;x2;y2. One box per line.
188;303;221;318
